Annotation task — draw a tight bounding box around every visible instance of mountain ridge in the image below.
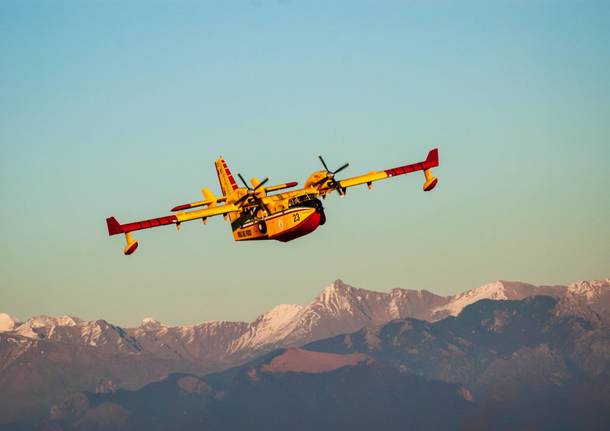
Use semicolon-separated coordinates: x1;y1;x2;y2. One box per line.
42;294;610;431
1;277;608;426
3;277;607;339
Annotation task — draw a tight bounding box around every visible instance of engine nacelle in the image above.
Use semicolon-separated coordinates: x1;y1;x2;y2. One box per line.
304;171;328;189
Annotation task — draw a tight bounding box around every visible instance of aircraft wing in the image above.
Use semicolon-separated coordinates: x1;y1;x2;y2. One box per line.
106;203;239;255
323;148;439;195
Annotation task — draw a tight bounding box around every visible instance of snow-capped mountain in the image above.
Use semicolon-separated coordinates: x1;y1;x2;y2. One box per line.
124;280;450;364
2;278;608;357
278;280;450;346
431;280;567;318
565;278;610;317
46;294;610;431
7;315;141;352
0;277;609;424
230;303;304;354
567;278;610;301
0;313;19;332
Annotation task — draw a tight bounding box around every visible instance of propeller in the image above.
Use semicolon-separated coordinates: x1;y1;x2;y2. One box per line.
235;173;270;217
314;155;349;195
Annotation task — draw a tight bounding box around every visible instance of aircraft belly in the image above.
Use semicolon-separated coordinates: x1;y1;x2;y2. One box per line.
232;207;322;242
268;207;321;242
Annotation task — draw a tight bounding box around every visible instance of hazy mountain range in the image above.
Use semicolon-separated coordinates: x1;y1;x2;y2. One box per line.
1;278;609;430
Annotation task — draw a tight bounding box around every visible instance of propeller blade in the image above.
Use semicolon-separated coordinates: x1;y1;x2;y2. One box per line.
318;155;330;172
333;162;349;175
237;173;250;189
254;177;269;190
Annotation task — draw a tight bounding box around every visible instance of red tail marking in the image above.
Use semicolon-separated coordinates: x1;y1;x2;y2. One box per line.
225;167;238;190
106;217;124;236
218;160;238;191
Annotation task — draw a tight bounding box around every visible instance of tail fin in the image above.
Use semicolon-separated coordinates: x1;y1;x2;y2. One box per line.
214;157;239;196
106;216;124;236
425;148;439;167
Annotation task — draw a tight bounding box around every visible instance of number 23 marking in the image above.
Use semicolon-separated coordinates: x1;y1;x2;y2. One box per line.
292;213;300;222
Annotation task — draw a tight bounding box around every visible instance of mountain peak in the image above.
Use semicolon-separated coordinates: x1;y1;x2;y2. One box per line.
567;279;610;298
0;313;19;332
432;280;549;317
140;317;163;328
24;315;82;328
324;279;352;291
260;304;303;322
475;280;511;298
318;280;355;301
565;279;610;316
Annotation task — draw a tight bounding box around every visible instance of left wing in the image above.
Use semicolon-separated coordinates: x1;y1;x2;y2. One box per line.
321;148;439;195
106;203;239;255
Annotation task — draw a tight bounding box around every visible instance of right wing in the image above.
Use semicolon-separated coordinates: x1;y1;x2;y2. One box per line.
315;148;439;196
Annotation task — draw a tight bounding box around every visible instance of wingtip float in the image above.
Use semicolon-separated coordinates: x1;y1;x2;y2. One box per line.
106;148;439;255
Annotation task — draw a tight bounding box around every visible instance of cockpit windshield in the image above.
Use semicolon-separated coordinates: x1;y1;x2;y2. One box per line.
288;194;316;207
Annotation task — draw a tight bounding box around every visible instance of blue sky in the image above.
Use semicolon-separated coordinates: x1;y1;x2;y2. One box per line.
1;1;609;326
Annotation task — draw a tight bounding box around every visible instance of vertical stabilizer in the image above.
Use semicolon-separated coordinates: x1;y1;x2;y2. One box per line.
215;157;240;224
214;157;239;196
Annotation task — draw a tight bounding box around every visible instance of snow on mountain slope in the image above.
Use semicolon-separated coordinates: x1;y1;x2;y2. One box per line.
0;313;19;332
10;315;141;352
281;280;449;346
432;280;567;318
567;279;610;300
140;317;164;329
3;277;607;428
12;315;82;338
128;320;249;365
231;304;304;353
127;281;423;366
388;288;450;320
127;304;306;366
2;278;607;373
566;279;610;315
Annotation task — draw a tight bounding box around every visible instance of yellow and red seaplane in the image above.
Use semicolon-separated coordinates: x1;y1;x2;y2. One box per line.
106;149;439;254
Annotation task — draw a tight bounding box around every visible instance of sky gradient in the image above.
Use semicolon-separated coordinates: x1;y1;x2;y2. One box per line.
1;1;609;326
